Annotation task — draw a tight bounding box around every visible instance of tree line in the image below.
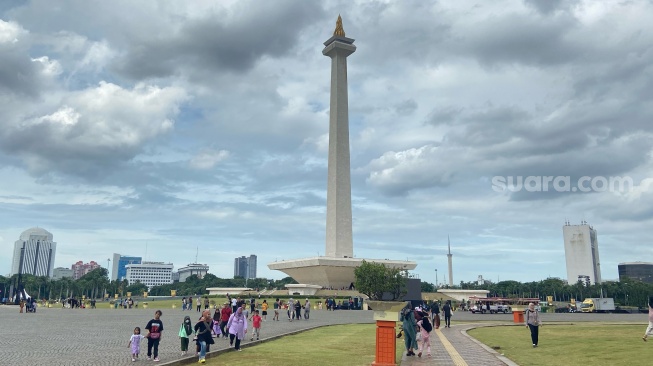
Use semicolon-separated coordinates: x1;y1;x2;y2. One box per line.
420;277;653;307
0;268;298;300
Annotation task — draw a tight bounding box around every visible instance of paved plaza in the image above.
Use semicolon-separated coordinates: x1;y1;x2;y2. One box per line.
0;305;647;366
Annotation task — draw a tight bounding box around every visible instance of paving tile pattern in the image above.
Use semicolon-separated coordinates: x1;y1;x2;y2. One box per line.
0;305;372;366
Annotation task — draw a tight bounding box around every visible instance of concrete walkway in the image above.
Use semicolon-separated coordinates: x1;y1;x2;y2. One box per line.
400;324;518;366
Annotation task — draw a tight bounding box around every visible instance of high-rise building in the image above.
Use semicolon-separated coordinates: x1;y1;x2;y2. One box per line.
177;263;209;282
11;227;57;277
111;253;142;281
125;261;173;289
618;262;653;284
563;221;601;285
52;267;73;280
234;255;257;279
71;260;101;280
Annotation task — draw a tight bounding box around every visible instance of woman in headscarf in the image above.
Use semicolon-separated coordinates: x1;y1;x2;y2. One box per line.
194;311;214;363
226;307;248;351
400;303;418;356
178;315;193;356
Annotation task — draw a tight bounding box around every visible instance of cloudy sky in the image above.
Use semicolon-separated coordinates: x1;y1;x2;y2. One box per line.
1;0;652;285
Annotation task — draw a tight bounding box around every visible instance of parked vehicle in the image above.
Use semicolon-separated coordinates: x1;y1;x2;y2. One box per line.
497;304;512;314
581;298;615;313
470;303;511;314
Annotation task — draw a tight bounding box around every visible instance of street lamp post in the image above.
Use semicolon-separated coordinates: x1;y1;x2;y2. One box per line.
435;269;438;289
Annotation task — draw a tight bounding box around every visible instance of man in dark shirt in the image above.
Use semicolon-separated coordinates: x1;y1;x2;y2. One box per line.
145;310;164;362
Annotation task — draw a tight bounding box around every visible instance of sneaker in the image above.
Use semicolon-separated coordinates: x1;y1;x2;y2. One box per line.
256;337;259;340
533;344;536;348
199;359;206;364
154;357;160;362
418;352;422;358
250;338;253;341
146;357;152;361
132;358;136;362
643;336;648;342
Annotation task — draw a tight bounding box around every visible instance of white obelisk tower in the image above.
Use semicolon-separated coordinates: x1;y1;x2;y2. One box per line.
447;236;453;286
323;15;355;258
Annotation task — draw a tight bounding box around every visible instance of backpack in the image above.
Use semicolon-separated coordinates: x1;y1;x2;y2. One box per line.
421;317;433;333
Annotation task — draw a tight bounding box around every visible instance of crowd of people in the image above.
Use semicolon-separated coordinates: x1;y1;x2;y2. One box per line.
399;300;453;358
127;295;316;363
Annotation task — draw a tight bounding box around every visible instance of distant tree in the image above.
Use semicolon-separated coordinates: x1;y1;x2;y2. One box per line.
421;281;435;293
354;260;406;301
125;281;148;295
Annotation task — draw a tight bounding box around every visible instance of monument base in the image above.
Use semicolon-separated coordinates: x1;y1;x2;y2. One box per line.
285;284;322;296
268;256;417;289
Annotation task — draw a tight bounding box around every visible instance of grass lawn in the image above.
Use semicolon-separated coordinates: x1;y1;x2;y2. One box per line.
203;324;404;366
469;324;653;366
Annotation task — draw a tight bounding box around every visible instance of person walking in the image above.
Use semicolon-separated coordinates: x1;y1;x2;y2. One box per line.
416;311;432;358
261;300;268;321
196;296;202;312
188;296;193;312
400;303;418;357
212;308;221;338
287;298;294;321
294;298;302;320
642;296;653;341
178;316;193;356
273;299;280;321
431;301;441;329
145;310;164;362
128;327;145;362
194;311;214;364
525;302;542;347
226;307;248;351
204;296;210;310
442;300;452;328
250;310;262;341
304;299;311;319
220;303;232;338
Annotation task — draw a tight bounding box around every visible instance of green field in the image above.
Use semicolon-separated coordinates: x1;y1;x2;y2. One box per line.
202;323;404;366
469;324;653;366
72;297;348;310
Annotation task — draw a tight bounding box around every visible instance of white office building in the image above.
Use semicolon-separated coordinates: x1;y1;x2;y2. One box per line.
52;267;73;279
11;228;57;277
125;261;173;289
177;263;209;282
563;221;602;285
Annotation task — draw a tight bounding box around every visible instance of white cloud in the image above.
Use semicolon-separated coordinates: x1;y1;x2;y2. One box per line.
0;19;24;44
190;150;230;170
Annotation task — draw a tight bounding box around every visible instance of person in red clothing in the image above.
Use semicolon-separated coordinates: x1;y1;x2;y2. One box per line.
219;302;232;338
250;310;262;341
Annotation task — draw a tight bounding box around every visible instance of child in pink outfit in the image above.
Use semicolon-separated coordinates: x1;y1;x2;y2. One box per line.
417;318;432;357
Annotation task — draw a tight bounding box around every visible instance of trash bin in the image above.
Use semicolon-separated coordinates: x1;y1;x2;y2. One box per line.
512;310;524;323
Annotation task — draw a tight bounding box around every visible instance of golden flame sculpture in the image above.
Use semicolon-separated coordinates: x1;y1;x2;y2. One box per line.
333;15;345;37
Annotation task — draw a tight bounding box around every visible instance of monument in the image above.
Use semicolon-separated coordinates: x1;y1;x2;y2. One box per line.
268;16;416;293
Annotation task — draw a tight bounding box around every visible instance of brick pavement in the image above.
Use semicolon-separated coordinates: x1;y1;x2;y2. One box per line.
0;304;373;366
399;324;514;366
